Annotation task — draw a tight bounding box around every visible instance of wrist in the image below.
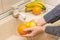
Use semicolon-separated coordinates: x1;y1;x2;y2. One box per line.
37;16;47;26
42;26;46;32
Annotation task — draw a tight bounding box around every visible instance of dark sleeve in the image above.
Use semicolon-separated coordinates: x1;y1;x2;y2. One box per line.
45;26;60;37
44;4;60;23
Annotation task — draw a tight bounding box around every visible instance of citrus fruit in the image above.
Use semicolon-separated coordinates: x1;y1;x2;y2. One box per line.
17;22;36;35
24;22;30;27
18;24;28;35
29;22;36;27
32;6;42;15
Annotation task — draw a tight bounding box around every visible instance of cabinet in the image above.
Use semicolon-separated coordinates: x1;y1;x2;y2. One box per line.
2;0;21;12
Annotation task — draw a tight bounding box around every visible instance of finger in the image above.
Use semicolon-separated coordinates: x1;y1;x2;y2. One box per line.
22;30;37;37
23;28;32;32
22;33;35;37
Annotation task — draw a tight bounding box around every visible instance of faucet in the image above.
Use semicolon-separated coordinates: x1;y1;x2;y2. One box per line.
12;8;27;22
11;0;31;22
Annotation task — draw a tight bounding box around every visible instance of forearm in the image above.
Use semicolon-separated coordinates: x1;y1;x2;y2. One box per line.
44;4;60;23
45;26;60;37
36;4;60;26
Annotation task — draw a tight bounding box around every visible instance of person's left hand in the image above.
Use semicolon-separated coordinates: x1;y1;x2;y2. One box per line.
22;26;45;37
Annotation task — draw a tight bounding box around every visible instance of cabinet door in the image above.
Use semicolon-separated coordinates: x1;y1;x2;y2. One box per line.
0;0;3;14
2;0;21;12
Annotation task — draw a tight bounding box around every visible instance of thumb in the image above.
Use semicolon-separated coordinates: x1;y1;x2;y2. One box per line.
23;28;32;32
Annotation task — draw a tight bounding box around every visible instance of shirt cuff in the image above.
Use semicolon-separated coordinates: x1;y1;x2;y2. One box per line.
45;26;60;37
44;13;59;23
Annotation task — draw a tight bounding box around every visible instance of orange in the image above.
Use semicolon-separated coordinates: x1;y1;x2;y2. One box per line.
17;22;36;35
18;24;28;35
32;6;42;15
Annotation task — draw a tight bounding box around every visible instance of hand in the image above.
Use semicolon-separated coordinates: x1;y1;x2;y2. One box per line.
22;26;45;37
32;16;47;26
